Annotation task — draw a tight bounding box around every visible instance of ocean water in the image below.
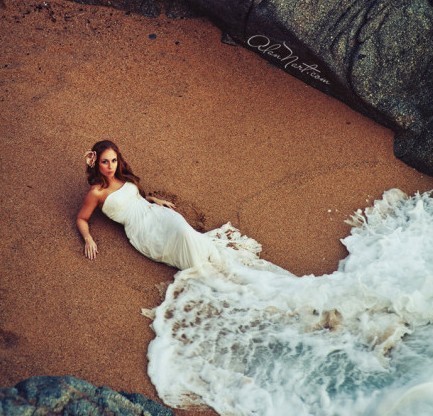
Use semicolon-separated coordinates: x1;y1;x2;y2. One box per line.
146;189;433;416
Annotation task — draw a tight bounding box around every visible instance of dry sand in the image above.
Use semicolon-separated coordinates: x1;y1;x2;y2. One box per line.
1;1;432;415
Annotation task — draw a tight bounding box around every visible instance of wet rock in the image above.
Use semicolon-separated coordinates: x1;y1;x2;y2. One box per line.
0;375;173;415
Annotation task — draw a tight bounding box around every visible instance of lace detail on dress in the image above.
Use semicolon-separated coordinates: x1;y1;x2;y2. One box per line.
205;222;262;257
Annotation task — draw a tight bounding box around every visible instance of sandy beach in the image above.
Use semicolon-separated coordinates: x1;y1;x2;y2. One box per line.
1;1;432;415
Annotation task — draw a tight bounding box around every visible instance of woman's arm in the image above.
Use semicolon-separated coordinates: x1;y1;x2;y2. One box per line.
76;189;100;260
146;195;176;209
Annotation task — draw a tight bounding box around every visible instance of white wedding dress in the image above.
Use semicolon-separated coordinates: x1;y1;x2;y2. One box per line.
101;181;261;270
102;181;217;269
102;183;433;416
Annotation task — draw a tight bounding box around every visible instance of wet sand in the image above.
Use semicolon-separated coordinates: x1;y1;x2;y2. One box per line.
1;1;432;415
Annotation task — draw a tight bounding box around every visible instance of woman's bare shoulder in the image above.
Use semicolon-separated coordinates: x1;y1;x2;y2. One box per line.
77;185;104;219
88;184;103;193
86;185;106;202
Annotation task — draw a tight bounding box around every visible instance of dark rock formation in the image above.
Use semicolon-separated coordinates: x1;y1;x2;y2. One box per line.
0;375;173;415
72;0;199;18
187;0;433;175
72;0;433;175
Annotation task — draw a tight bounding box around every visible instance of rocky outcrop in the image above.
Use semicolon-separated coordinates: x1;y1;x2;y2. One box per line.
72;0;199;18
72;0;433;175
188;0;433;175
0;375;173;415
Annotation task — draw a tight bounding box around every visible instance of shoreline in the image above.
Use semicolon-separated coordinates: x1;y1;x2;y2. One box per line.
1;1;432;415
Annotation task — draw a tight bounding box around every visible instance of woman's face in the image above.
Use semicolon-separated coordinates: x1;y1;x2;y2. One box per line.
98;148;118;179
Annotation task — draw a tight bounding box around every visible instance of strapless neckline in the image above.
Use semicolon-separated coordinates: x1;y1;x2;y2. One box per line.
102;182;128;210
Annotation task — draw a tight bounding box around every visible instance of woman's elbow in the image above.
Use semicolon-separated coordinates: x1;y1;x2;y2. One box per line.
76;216;87;227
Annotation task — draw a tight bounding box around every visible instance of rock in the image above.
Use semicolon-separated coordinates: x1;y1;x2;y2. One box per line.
186;0;433;175
394;120;433;175
72;0;200;18
0;375;173;416
71;0;160;18
70;0;433;175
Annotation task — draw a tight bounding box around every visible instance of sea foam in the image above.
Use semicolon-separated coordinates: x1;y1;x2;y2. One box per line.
146;189;433;416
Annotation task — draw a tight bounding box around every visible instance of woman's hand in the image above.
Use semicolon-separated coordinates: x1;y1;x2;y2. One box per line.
148;196;176;209
84;237;98;260
77;189;100;260
159;199;176;209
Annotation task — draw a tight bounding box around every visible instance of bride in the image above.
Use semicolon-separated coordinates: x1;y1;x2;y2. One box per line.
76;140;223;269
77;140;433;415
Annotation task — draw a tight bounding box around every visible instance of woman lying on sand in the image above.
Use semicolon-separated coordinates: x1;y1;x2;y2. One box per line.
76;140;221;269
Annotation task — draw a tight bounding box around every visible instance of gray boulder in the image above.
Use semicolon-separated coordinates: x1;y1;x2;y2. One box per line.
0;375;173;415
73;0;433;175
187;0;433;175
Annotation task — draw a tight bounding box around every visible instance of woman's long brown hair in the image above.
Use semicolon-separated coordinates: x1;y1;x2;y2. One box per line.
86;140;145;196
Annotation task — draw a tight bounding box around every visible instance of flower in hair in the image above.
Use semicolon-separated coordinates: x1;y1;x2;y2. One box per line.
84;150;97;168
